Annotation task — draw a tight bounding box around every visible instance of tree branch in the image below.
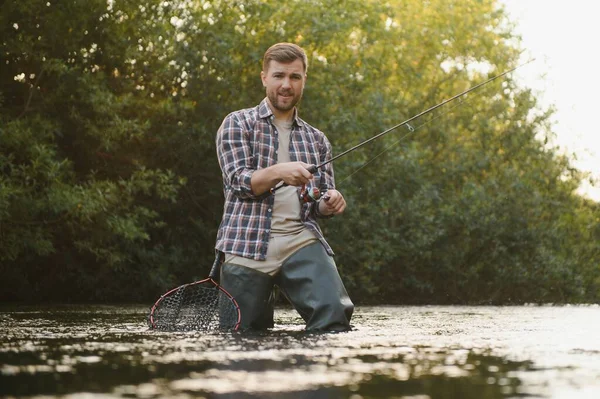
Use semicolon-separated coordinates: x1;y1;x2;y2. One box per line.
18;68;45;119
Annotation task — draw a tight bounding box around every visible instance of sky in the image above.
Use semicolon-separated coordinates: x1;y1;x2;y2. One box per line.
500;0;600;201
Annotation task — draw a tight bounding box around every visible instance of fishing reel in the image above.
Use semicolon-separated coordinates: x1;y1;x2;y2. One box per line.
300;185;322;203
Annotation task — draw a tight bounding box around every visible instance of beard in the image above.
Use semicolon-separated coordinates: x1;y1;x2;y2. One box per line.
267;88;303;113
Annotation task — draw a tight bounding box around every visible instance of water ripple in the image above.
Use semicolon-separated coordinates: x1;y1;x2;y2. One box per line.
1;304;599;398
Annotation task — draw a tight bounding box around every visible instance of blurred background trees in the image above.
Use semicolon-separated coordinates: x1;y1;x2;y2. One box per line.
1;0;598;303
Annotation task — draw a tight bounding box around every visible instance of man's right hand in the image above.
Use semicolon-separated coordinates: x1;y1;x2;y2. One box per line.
250;161;314;195
276;162;314;186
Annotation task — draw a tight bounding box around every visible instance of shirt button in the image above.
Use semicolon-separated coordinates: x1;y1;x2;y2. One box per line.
267;208;272;212
265;229;270;233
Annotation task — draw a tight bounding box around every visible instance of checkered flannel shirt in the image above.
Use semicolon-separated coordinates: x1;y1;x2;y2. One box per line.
215;98;336;261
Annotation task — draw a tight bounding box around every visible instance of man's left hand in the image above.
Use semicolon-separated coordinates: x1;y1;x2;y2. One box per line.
318;189;346;216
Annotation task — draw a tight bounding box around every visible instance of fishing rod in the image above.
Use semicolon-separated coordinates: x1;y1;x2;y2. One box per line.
271;59;535;199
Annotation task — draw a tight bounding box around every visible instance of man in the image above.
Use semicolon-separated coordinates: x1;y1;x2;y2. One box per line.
215;42;353;331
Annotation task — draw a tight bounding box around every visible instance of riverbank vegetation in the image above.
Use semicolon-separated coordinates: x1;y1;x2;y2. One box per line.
1;0;598;304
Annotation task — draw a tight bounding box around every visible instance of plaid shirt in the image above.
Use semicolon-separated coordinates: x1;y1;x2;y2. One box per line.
215;98;336;261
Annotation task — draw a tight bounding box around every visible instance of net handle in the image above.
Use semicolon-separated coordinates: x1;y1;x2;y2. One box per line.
208;251;224;280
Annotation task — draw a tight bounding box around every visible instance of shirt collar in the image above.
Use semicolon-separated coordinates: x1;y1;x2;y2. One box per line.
258;98;304;128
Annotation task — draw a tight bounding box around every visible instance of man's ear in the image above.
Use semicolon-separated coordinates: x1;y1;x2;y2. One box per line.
260;70;267;87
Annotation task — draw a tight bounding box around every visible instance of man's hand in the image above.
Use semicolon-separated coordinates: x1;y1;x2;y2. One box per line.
277;162;313;186
318;189;346;216
251;161;313;195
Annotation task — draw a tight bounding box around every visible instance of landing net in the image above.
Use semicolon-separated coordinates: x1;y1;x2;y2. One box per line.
148;280;240;332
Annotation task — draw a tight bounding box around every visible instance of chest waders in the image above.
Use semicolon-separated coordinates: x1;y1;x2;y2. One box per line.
220;241;353;331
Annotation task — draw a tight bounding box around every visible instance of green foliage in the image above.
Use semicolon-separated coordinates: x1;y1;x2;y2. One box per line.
0;0;598;304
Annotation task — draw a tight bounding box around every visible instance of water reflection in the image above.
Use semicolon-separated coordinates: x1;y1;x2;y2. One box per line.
1;305;599;398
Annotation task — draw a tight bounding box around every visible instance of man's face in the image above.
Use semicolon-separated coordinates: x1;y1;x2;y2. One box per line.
261;58;306;116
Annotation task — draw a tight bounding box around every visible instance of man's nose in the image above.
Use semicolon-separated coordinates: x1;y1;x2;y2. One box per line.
281;77;291;88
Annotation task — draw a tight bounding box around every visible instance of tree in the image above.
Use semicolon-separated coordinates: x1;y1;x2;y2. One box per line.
1;0;598;303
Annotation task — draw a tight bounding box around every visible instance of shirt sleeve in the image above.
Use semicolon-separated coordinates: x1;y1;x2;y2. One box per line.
216;113;259;200
319;133;335;190
312;131;336;219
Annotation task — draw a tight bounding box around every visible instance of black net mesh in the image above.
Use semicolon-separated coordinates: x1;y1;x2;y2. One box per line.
148;281;239;331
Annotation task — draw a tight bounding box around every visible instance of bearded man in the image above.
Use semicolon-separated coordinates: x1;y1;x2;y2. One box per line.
214;42;353;331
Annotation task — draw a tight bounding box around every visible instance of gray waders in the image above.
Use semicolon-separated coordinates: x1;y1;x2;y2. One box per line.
220;242;354;331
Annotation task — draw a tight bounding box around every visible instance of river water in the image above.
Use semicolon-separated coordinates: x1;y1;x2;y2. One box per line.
1;304;599;398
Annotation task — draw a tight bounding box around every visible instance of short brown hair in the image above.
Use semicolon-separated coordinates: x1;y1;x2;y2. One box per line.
262;43;308;73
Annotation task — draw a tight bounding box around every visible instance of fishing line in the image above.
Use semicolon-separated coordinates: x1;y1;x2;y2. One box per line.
337;64;510;186
270;59;534;197
336;93;477;187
